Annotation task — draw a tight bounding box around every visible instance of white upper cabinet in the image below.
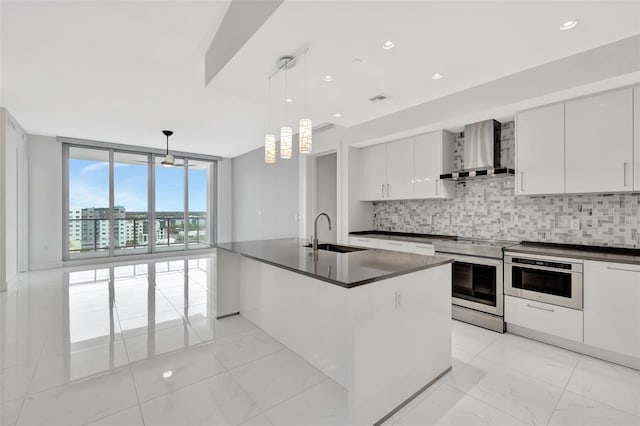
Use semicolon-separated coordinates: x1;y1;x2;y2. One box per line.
516;103;565;195
565;88;633;194
634;87;640;190
386;137;415;200
584;260;640;359
360;144;386;201
414;131;455;199
360;131;456;201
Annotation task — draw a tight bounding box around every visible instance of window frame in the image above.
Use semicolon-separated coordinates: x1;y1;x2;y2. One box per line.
62;139;218;261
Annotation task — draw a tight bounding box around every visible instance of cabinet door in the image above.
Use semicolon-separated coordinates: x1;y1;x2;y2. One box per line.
584;260;640;359
566;88;633;193
515;104;565;195
414;132;440;198
360;144;386;200
385;137;415;200
634;87;640;190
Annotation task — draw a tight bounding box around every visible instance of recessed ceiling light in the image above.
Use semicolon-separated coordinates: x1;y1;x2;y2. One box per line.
323;75;334;82
382;40;395;50
286;97;294;103
431;73;443;80
162;371;173;379
333;113;342;118
559;19;578;30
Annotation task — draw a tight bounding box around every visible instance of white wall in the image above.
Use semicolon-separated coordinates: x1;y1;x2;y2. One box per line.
232;145;300;241
0;109;28;290
216;157;233;243
27;135;62;270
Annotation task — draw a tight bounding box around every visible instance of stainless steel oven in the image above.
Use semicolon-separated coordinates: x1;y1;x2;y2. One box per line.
449;253;504;317
505;255;583;309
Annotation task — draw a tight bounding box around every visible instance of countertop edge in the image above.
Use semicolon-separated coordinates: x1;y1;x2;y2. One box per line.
217;245;453;288
505;246;640;266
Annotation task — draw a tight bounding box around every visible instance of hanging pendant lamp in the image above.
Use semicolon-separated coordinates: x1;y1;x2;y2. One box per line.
280;61;293;160
264;77;276;164
299;50;312;154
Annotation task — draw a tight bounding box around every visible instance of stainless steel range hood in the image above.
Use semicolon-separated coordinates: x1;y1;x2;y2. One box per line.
440;119;514;180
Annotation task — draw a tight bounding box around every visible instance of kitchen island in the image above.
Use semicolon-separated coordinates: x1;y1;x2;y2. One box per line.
216;239;452;425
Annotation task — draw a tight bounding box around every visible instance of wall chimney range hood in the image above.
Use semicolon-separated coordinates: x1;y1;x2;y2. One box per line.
440;119;514;180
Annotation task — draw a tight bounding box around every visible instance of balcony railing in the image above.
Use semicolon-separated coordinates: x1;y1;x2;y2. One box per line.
68;215;208;254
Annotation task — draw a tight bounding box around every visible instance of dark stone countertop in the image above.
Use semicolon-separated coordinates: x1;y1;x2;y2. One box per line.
216;238;453;288
506;242;640;265
349;230;457;244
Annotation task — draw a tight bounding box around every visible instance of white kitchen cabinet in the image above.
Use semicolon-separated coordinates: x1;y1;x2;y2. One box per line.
505;295;583;342
515;103;565;195
414;131;455;199
386;137;415;200
565;88;633;193
348;236;380;249
634;87;640;190
360;144;386;201
584;260;640;359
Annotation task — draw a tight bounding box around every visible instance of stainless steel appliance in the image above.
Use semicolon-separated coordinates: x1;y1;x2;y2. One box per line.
504;255;583;309
435;238;519;333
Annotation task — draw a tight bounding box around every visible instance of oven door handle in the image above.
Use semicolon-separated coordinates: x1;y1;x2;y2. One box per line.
526;303;555;312
506;262;582;274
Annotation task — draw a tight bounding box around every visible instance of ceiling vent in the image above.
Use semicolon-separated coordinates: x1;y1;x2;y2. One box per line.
368;94;388;103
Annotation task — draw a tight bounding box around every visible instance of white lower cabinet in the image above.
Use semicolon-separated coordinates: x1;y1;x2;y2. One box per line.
348;236;380;249
505;295;583;342
584;260;640;359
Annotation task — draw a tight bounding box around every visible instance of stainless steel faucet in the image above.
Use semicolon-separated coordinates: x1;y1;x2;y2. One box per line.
312;212;332;251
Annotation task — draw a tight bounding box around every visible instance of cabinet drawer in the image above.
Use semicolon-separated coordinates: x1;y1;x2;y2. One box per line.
349;237;380;249
505;295;583;342
379;240;411;252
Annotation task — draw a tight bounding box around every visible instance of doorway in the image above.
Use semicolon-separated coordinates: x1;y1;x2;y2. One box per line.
314;153;337;243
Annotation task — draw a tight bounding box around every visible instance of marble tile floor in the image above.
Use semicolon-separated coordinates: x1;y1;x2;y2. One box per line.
1;254;639;426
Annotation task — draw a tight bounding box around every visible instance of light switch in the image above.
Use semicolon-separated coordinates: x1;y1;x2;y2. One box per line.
570;219;580;230
392;214;399;224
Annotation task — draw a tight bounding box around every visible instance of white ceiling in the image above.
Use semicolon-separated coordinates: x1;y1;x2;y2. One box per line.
2;1;640;158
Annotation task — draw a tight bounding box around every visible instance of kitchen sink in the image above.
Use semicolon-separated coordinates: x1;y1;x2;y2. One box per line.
303;243;367;253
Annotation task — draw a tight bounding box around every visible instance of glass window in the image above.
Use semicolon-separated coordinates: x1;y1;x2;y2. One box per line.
68;147;110;257
188;160;212;249
114;152;149;255
155;158;185;251
64;143;215;259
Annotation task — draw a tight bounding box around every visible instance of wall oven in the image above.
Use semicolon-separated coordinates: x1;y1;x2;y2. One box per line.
449;253;504;318
505;255;583;309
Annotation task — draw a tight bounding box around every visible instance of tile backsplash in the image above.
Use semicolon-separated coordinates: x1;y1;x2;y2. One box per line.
372;121;640;248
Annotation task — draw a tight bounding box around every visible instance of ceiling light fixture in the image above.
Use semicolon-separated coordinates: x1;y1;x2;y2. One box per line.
431;73;443;80
280;63;293;160
160;130;175;167
162;370;173;379
333;113;342;118
559;19;578;30
382;40;395;50
265;77;276;164
299;50;312;154
323;75;334;82
265;51;314;163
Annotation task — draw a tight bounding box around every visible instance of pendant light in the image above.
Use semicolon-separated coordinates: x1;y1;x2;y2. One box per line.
264;77;276;164
161;130;175;167
299;50;312;154
280;63;293;159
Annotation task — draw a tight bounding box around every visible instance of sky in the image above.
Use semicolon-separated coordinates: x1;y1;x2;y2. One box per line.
69;158;208;212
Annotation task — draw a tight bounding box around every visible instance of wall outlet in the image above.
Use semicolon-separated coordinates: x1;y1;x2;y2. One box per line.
395;291;402;309
391;214;399;224
570;219;580;231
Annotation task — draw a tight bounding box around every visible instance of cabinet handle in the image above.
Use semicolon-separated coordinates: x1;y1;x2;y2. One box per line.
415;245;431;249
526;303;554;312
387;184;390;197
381;184;384;198
607;266;640;273
388;242;403;246
623;163;629;187
520;172;524;192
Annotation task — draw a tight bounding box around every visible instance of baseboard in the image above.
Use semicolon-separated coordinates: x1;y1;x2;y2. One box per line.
507;323;640;371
